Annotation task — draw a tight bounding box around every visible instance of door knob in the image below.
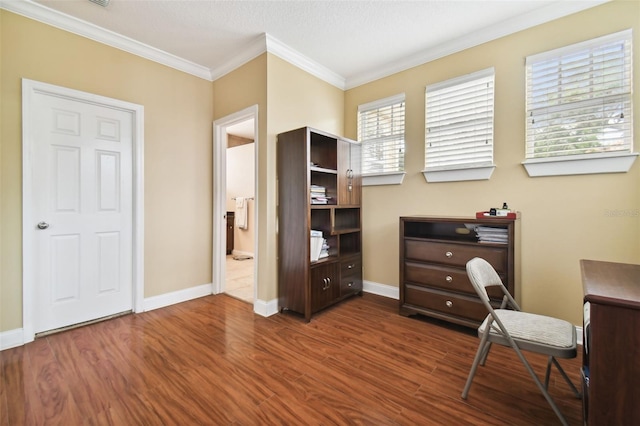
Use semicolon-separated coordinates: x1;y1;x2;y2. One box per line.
37;221;49;230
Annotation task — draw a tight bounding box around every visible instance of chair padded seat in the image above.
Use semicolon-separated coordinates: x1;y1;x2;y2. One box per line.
480;309;575;349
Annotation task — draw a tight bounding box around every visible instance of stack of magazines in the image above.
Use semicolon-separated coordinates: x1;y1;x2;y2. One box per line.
310;230;330;261
310;185;330;204
476;226;508;244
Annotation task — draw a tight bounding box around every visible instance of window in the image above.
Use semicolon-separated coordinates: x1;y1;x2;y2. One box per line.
357;93;405;185
524;30;636;177
424;68;495;182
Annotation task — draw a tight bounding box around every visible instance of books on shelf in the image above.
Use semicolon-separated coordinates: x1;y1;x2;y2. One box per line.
476;226;508;244
310;229;329;261
310;184;331;204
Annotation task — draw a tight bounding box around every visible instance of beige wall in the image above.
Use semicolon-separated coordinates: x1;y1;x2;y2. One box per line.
212;53;343;302
212;54;268;299
2;1;637;334
345;0;640;325
1;11;214;331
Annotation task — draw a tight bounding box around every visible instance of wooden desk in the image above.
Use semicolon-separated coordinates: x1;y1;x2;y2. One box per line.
580;259;640;426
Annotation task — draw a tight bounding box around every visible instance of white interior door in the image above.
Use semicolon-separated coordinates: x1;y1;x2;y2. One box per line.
26;86;134;334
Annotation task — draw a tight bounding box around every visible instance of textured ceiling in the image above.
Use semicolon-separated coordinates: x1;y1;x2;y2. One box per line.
27;0;607;87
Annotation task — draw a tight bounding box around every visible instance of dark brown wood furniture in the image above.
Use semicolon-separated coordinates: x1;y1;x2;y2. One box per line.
399;216;517;328
277;127;362;321
226;211;234;255
580;259;640;426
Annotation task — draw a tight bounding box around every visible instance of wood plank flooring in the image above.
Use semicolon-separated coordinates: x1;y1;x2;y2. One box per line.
1;293;583;425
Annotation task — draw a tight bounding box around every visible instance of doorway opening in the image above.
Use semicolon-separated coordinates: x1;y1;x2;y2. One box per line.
212;106;258;306
224;119;255;302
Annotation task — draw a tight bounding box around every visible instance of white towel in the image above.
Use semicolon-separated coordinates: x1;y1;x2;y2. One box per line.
235;197;247;230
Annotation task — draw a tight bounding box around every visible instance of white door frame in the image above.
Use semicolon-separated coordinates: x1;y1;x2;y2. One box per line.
21;78;145;343
212;105;259;303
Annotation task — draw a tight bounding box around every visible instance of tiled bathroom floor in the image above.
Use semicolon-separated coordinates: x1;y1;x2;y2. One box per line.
225;255;254;303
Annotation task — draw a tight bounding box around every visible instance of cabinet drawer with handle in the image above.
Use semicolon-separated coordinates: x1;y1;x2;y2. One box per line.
340;257;362;295
404;239;507;271
404;261;505;299
404;284;489;323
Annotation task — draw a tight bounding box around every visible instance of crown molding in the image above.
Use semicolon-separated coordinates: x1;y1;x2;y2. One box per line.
344;0;610;89
209;34;268;82
264;34;346;90
1;0;213;81
2;0;609;90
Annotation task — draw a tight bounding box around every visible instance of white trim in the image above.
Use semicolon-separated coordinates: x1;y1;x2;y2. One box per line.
1;0;211;81
0;329;25;351
143;283;213;312
426;67;495;92
210;34;268;82
522;153;638;177
265;34;345;90
1;0;607;90
358;93;406;113
423;164;496;183
253;298;279;317
526;28;632;64
344;0;609;89
362;172;405;186
21;78;144;344
576;325;583;346
363;280;399;300
213;105;259;306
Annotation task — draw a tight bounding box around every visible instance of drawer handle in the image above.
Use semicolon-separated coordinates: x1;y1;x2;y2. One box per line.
445;251;453;258
347;264;354;269
445;300;453;308
445;275;453;283
347;281;353;287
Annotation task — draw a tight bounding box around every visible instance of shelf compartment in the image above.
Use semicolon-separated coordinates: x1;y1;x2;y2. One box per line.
333;207;360;233
339;232;361;256
310;132;337;170
310;170;337;205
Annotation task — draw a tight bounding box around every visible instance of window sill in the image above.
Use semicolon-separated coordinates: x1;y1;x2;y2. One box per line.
422;164;495;183
362;172;405;186
522;153;638;177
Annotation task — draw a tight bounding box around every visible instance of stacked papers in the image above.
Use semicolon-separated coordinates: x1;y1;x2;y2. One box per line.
476;226;508;244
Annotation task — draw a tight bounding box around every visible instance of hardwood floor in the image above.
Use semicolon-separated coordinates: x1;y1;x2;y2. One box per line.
1;293;583;425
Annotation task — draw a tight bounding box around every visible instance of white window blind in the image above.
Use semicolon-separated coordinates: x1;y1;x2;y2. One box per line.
525;30;633;159
358;93;405;175
425;68;495;170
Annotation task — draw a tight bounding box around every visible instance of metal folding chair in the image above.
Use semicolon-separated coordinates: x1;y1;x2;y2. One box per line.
461;257;581;426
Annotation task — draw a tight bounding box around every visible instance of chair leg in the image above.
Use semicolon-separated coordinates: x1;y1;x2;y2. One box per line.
479;342;492;366
551;357;581;398
461;331;491;399
509;344;570;426
544;356;553;390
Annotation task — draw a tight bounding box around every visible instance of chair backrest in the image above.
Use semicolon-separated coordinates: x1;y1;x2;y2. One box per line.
466;257;503;301
466;257;522;312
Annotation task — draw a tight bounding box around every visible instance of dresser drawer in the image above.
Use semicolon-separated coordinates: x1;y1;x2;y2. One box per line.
404;284;489;323
404;239;507;271
341;256;362;295
404;261;505;299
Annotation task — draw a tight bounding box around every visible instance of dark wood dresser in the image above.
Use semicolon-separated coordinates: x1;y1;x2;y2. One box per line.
580;259;640;426
399;216;518;328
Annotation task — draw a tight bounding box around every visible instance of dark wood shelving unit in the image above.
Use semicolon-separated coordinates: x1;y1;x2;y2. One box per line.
277;127;362;321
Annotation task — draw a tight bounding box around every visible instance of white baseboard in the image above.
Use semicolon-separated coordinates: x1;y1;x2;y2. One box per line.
254;298;279;317
143;282;213;312
363;280;399;300
2;280;584;350
576;325;583;346
0;328;25;351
